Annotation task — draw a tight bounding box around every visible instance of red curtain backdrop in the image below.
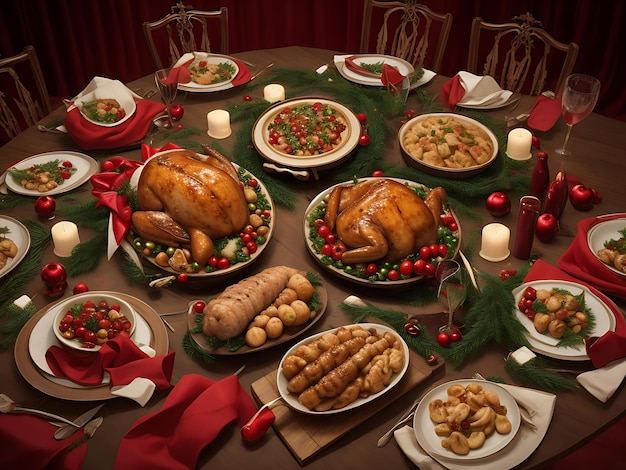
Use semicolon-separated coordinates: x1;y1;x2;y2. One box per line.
0;0;624;121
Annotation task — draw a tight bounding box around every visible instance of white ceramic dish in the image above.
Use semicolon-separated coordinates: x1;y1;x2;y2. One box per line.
52;292;137;353
586;216;626;277
178;53;239;92
6;151;98;196
0;215;30;280
337;54;410;83
413;379;521;461
513;280;615;360
277;323;409;414
252;97;361;171
399;113;499;179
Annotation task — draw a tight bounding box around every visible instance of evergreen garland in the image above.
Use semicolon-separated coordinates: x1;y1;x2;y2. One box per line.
504;357;577;391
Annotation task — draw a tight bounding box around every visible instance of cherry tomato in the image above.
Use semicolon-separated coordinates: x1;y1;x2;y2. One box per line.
247;178;258;188
399;260;414;276
365;263;378;275
321;244;333;256
84;331;97;344
423;263;436;277
59;170;71;179
208;256;218;267
246;241;258;253
438;244;448;257
193;301;206;313
413;259;426;274
177;272;189;283
404;109;415;119
75;326;87;339
387;269;399;281
429;244;440;258
98;319;111;330
217;257;230;269
317;225;331;239
110;304;121;312
419;246;431;260
523;287;537;301
324;233;336;245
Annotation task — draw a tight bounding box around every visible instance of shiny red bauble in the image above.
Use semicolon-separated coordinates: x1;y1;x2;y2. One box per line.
170;104;184;120
41;262;67;297
486;192;511;217
535;213;560;242
437;332;452;347
35;196;56;219
569;184;595;211
72;282;89;295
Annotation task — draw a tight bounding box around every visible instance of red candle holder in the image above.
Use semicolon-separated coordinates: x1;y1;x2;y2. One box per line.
513;196;541;260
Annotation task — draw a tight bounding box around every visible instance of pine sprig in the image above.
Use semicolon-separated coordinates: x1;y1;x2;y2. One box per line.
182;330;215;363
0;193;32;211
63;233;108;276
504;357;577;391
0;301;37;348
144;126;204;153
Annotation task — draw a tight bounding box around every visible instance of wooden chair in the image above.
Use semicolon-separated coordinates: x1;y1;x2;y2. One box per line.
0;45;51;142
143;2;229;70
467;13;579;95
360;0;452;72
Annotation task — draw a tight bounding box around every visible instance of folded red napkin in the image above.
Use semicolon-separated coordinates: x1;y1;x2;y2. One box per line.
440;74;464;109
45;333;175;388
380;63;405;86
527;94;563;132
65;99;166;151
114;374;257;470
558;213;626;299
525;259;626;368
0;414;87;470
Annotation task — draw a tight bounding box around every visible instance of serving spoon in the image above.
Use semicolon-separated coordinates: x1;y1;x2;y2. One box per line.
0;393;79;427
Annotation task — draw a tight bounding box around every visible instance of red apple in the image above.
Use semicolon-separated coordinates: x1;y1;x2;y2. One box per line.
486;191;511;217
35;195;56;218
536;213;560;242
569;184;595;211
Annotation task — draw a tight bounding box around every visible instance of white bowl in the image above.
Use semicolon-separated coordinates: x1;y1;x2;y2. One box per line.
53;292;136;352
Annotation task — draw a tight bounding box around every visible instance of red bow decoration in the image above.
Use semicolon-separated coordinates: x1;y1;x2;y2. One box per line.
141;142;181;162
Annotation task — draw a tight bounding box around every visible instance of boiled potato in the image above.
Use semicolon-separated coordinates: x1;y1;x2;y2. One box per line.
278;304;298;326
265;316;284;339
245;326;267;347
290;300;311;326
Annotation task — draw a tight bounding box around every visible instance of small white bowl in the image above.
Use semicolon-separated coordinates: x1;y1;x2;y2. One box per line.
53;292;136;352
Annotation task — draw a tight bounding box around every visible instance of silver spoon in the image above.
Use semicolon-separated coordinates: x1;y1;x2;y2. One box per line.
0;393;79;427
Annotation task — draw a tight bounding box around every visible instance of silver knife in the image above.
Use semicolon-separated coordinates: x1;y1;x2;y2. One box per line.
54;403;104;440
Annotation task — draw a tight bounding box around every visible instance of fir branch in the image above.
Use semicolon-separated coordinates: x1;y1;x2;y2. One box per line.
63;233;108;276
182;331;215;363
505;357;577;391
144;127;204;153
56;199;109;233
120;258;163;284
0;302;37;348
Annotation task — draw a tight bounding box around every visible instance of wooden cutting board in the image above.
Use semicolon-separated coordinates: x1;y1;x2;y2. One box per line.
250;349;444;465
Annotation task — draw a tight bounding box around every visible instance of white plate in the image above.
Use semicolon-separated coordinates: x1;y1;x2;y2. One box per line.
587;216;626;277
303;177;461;288
0;216;30;280
414;379;521;461
6;151;98;196
277;323;409;414
28;297;152;388
513;280;616;360
337;54;410;83
178;53;239;92
252;97;361;170
457;93;518;110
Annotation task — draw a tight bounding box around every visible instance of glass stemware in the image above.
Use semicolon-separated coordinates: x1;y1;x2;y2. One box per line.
555;73;600;157
154;67;180;128
435;259;466;335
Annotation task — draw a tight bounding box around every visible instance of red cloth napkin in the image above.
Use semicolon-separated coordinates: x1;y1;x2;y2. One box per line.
65;99;165;151
527;94;563;132
558;213;626;299
0;414;87;470
114;374;257;470
380;63;404;86
45;334;175;388
440;74;464;109
525;259;626;368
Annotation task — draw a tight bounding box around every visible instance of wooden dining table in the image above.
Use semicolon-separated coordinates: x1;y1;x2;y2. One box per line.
1;46;625;469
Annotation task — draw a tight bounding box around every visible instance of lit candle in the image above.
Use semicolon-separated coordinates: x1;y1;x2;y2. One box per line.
506;128;533;160
263;83;285;103
479;223;510;262
206;109;231;139
51;221;80;257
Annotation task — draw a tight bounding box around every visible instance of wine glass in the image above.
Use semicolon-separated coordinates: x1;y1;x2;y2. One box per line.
555;73;600;157
154;67;180;128
435;259;466;335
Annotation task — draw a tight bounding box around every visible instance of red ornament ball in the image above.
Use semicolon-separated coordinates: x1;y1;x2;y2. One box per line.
101;160;115;172
358;134;371;146
41;263;67;297
437;332;452;347
372;169;384;177
170;104;184;120
35;196;56;219
356;113;367;123
72;282;89;295
243;95;252;102
486;191;511;217
450;331;462;342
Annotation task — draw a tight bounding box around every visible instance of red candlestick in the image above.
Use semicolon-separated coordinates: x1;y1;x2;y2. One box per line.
543;171;568;219
530;151;550;206
513;196;541;260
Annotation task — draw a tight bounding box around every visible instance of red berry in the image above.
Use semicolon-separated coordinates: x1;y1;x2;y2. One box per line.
358;134;371;146
356;113;367;123
72;283;89;294
177;272;188;282
371;169;384;177
243;95;252;102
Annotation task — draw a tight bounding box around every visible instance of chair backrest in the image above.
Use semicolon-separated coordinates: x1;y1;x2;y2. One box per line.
360;0;452;73
467;13;579;96
143;3;229;70
0;45;51;142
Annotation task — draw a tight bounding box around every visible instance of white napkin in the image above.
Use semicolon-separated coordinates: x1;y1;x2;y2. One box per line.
457;71;513;108
69;76;139;127
111;377;157;407
577;357;626;402
395;384;556;469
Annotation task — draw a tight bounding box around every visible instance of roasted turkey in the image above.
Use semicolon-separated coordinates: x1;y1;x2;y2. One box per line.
323;179;447;264
132;148;249;264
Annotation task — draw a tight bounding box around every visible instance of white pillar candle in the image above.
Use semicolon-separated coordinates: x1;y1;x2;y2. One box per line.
263;83;285;103
51;221;80;257
479;223;510;262
206;109;231;139
506;128;533;160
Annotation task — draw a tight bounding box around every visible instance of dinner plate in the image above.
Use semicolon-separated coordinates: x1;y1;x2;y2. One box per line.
413;379;521;461
303;177;461;288
129;150;274;279
5;151;98;196
513;280;616;360
14;292;168;401
178;53;240;92
0;215;30;280
456;92;519;110
252;97;361;171
187;279;328;355
336;54;426;88
276;323;409;414
586;216;626;277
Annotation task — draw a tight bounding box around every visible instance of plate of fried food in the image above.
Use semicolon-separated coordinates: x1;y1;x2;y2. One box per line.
6;151;98;196
277;323;409;414
304;177;461;288
0;216;30;280
252;97;361;171
177;52;239;92
399;113;499;179
586;216;626;277
414;379;521;461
